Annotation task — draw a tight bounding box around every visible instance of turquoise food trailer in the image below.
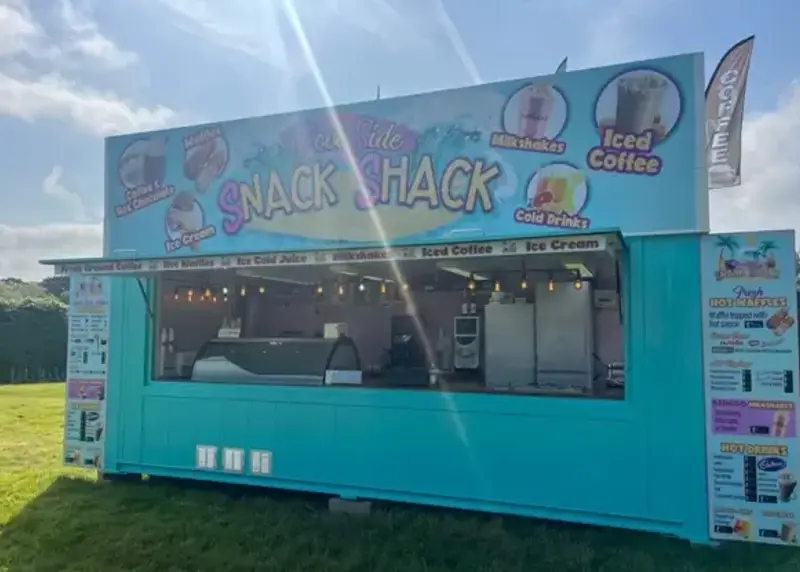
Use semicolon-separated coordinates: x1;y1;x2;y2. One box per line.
47;52;726;544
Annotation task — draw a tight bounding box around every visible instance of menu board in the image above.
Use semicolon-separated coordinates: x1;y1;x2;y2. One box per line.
702;231;800;546
63;274;110;470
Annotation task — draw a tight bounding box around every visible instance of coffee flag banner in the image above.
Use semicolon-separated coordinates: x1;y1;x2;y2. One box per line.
555;57;568;74
706;35;755;190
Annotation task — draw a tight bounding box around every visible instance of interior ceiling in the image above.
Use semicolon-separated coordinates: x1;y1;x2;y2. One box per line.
160;251;618;287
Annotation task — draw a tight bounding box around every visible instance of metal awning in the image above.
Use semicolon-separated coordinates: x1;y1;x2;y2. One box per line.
40;230;625;277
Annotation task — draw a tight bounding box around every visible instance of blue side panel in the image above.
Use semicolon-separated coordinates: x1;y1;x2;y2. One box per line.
103;234;708;542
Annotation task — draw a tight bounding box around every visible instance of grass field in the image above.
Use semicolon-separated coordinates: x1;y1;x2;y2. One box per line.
1;384;799;571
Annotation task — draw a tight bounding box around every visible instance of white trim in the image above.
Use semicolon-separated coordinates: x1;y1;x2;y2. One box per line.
49;234;613;276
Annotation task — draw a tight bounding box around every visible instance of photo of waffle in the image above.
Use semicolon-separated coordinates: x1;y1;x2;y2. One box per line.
165;191;204;251
183;133;229;193
594;68;682;142
766;307;795;337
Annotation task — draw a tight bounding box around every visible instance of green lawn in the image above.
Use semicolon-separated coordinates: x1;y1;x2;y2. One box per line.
0;384;798;571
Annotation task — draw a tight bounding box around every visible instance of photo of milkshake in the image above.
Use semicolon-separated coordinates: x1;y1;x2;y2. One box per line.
771;410;792;437
594;68;682;144
518;85;554;139
780;522;797;543
778;471;797;503
502;83;568;141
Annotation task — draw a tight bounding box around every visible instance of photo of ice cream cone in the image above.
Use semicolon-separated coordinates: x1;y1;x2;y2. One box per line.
166;191;204;251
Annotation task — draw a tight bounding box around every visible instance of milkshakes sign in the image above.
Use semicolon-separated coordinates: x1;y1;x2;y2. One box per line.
104;54;706;259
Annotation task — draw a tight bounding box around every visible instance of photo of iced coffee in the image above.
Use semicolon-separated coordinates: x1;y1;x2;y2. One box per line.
778;471;797;503
594;68;682;144
502;83;568;141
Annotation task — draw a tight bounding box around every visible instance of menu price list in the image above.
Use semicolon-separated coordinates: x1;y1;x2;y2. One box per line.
64;274;110;470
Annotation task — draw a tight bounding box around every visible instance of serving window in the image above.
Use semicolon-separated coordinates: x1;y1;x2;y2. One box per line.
150;245;626;399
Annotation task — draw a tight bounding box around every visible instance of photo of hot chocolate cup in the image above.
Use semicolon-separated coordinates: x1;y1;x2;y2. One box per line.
183;134;228;193
166;191;204;251
780;522;797;543
118;138;166;190
778;471;797;503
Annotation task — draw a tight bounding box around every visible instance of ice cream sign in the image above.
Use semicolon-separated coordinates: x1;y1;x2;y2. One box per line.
587;69;682;176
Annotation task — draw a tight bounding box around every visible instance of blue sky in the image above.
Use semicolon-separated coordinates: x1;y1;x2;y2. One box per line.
1;0;798;279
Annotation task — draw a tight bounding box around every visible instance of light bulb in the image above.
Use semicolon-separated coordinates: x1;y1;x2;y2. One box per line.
402;282;409;291
240;286;246;296
316;285;324;295
574;278;582;290
338;284;345;296
187;289;194;297
259;286;266;294
358;282;366;292
493;280;501;292
173;292;179;300
212;296;217;303
380;282;387;295
548;279;555;292
204;288;212;298
467;275;476;291
520;278;528;290
222;287;229;295
223;295;228;303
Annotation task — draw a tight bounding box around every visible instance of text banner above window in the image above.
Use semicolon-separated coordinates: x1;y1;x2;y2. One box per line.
43;234;618;277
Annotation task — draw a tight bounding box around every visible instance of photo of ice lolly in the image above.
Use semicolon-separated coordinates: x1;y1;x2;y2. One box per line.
518;85;554;139
615;73;668;135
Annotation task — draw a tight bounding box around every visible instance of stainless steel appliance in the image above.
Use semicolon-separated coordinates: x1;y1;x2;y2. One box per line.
453;316;481;370
484;301;536;388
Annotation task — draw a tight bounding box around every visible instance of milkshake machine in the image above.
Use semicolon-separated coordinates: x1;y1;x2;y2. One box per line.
453;315;481;371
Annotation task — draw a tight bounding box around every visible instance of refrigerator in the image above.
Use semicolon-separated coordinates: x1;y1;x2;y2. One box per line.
484;301;536;388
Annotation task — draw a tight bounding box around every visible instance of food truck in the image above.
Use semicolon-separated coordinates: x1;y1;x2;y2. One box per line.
44;52;800;547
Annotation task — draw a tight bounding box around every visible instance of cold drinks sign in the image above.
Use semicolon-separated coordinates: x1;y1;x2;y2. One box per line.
701;231;800;547
104;54;705;259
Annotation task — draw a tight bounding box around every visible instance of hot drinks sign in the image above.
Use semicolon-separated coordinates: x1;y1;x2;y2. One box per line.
103;54;705;259
701;231;800;547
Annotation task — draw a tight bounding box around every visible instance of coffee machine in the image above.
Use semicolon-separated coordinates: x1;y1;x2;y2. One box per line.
453;315;480;370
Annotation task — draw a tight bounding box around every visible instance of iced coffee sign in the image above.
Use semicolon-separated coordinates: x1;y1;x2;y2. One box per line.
701;230;800;546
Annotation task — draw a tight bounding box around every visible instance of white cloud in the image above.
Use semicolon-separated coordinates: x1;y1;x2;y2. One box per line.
58;0;138;69
42;165;96;223
710;82;800;237
0;0;42;57
0;223;101;280
0;72;175;136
